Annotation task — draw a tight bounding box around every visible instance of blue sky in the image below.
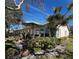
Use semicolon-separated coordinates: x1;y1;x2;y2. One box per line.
11;0;73;30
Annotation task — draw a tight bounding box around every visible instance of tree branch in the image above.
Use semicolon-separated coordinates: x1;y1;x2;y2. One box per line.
6;0;24;11
16;0;24;9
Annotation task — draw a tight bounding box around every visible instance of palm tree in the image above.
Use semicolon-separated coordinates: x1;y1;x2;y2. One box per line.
53;7;62;14
64;3;73;17
64;3;73;22
66;14;73;21
47;3;73;37
47;12;64;37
